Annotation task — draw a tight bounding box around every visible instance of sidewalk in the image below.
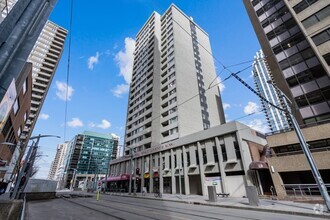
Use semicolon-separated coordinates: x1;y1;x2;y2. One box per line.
60;190;330;219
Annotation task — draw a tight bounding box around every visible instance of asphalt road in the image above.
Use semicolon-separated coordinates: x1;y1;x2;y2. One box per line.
26;195;322;220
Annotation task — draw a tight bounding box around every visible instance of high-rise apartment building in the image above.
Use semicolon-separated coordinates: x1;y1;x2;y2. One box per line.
20;20;67;143
244;0;330;199
252;50;290;132
243;0;330;125
110;4;268;198
48;142;68;181
124;4;225;155
61;131;118;189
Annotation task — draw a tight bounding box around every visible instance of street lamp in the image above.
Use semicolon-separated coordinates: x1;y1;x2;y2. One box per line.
69;168;77;191
11;134;60;199
267;80;330;211
127;146;136;195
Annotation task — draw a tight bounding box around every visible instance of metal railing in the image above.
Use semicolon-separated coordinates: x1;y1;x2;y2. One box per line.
283;184;330;198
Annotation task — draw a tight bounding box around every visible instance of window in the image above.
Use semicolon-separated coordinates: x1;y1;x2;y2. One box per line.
23;78;27;95
13;99;19;115
202;148;207;164
293;0;318;14
213;145;219;163
323;52;330;65
312;28;330;46
302;5;330;29
169;116;177;124
234;141;241;159
24;112;27;122
186;152;190;166
169;127;178;135
221;144;227;162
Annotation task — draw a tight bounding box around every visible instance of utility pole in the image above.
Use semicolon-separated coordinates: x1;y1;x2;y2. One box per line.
268;81;330;212
232;72;330;212
178;160;182;199
133;158;137;196
128;147;133;195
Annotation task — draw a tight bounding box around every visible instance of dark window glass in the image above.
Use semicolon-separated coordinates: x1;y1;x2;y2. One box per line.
306;90;324;105
256;0;281;17
261;6;288;28
272;32;305;54
221;144;227;162
293;0;318;14
302;5;330;29
295;95;309;107
213;145;219;163
202;148;207;164
323;52;330;65
266;18;297;41
252;0;261;7
174;155;177;168
279;48;315;70
312;28;330;46
186;152;190;166
195;150;199;165
234;141;241;159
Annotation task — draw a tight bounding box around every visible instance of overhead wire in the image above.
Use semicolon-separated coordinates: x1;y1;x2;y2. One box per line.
63;0;74;142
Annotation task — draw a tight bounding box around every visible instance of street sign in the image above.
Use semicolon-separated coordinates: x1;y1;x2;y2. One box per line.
97;181;102;191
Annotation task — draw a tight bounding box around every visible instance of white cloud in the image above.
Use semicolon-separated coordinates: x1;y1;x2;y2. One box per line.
112;84;129;98
96;119;111;129
223;103;231;110
89;120;111;129
67;118;83;127
39;113;49;120
55;81;74;101
245;119;269;134
114;37;135;84
87;52;100;70
244;101;259;115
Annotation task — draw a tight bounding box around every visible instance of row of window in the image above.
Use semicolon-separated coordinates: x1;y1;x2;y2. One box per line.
302;5;330;29
293;0;318;14
312;27;330;46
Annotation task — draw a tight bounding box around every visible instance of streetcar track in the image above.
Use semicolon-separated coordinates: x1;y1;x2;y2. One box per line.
61;197;124;220
63;197;159;220
101;196;261;220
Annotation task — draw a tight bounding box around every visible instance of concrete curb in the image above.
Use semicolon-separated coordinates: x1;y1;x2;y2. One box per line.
109;194;330;219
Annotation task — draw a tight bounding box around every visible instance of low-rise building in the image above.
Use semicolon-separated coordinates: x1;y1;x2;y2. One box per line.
109;121;267;197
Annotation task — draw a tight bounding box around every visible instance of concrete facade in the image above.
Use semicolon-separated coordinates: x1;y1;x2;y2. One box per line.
48;142;68;181
243;0;330;199
124;4;225;156
266;122;330;199
110;121;267;197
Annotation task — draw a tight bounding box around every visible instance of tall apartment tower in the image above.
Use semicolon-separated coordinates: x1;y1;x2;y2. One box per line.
124;4;225;155
48;142;68;180
0;0;17;23
20;21;67;143
243;0;330;125
252;50;290;132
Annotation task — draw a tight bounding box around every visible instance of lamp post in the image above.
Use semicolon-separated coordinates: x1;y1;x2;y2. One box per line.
11;134;60;199
69;168;77;191
127;146;136;195
267;81;330;211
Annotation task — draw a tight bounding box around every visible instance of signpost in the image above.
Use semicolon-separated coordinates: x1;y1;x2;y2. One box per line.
96;181;102;201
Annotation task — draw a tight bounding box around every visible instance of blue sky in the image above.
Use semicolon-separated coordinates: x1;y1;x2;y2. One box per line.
32;0;268;178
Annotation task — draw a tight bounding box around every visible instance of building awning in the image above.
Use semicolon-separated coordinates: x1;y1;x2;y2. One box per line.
106;174;131;182
249;161;268;170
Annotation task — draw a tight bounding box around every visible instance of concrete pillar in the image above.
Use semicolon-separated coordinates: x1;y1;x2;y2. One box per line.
215;137;227;193
149;154;153;193
170;149;176;194
235;132;253;186
197;142;206;196
141;156;145;192
182;145;190;195
159;152;164;193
